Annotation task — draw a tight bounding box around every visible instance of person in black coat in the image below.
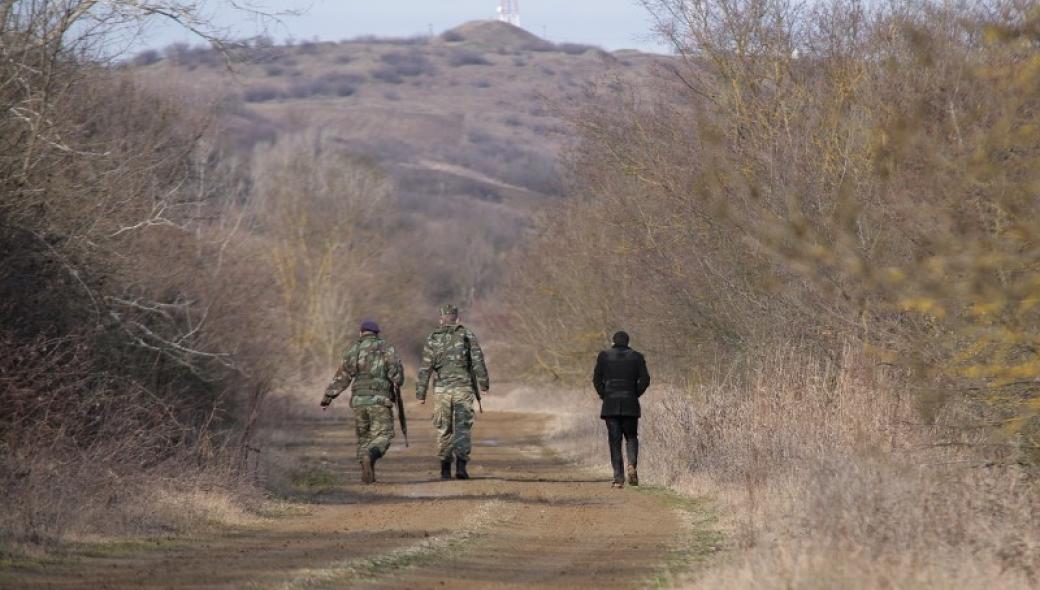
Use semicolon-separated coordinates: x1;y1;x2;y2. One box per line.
592;331;650;488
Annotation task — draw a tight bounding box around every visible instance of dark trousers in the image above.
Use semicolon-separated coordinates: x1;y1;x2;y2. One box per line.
604;416;639;483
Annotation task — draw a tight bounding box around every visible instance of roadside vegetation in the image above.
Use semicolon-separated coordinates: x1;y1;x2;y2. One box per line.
510;0;1040;587
0;1;288;549
0;1;421;553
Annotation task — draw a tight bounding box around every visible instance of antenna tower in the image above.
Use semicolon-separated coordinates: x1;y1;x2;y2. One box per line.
497;1;521;27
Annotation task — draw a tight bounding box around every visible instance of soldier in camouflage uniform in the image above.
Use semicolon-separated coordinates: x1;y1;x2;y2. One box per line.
416;304;490;480
321;320;404;484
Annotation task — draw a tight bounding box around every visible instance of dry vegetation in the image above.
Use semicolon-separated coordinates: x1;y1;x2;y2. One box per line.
539;349;1039;588
126;20;656;319
2;4;649;556
0;1;294;548
6;0;1039;585
509;0;1040;586
0;0;423;553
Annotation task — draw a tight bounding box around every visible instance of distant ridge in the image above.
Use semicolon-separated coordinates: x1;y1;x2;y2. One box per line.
441;20;553;51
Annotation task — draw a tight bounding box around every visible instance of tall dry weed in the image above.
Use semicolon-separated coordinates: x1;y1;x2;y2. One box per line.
535;345;1039;587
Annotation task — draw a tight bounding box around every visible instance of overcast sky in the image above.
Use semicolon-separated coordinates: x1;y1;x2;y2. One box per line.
137;0;671;54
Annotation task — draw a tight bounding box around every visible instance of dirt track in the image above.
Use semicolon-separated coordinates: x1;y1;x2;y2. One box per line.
6;404;696;589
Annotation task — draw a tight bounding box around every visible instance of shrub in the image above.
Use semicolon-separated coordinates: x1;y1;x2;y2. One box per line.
370;67;403;84
448;49;491;67
441;30;464;42
243;85;283;102
288;73;361;98
557;42;595;55
131;49;161;66
519;39;556;52
296;40;320;55
377;52;433;77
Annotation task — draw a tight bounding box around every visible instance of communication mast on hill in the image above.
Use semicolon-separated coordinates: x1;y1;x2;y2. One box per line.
497;0;521;27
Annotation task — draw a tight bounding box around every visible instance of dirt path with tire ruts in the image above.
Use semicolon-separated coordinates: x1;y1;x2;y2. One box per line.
3;399;712;589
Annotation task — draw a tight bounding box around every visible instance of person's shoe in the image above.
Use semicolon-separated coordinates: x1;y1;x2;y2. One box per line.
369;448;383;483
612;481;624;489
360;456;374;484
440;460;453;480
626;465;639;487
455;459;469;480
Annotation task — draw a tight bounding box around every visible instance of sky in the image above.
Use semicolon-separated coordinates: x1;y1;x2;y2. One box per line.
136;0;671;54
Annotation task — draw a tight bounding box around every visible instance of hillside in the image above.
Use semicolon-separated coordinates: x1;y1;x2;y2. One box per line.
132;22;659;303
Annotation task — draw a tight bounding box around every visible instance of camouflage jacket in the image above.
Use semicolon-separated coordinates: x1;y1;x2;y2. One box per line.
415;323;489;400
323;334;404;406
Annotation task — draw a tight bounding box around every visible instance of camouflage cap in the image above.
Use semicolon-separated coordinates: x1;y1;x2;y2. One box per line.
439;304;459;317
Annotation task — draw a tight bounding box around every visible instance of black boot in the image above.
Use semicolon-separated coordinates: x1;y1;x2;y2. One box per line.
455;458;469;480
440;460;452;480
369;448;383;483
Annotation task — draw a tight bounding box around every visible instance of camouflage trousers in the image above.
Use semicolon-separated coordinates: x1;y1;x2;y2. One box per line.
431;386;475;461
352;400;395;461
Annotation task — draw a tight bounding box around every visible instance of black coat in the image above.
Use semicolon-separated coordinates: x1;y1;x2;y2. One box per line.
593;345;650;418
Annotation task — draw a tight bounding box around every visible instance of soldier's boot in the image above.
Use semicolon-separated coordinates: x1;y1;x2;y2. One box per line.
440;460;453;480
626;464;639;487
369;448;383;484
360;453;374;484
455;459;469;480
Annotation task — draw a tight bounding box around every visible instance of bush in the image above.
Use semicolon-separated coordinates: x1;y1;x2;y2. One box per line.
288;73;362;98
243;85;283;102
370;67;403;84
448;49;491;67
295;40;321;55
519;39;556;52
379;51;434;76
441;30;464;42
557;42;595;55
163;43;221;68
131;49;161;66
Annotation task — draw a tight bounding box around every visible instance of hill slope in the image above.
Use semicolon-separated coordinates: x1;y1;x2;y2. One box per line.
133;22;659;302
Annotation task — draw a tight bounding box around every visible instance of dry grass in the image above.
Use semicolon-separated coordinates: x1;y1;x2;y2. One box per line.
0;456;267;551
520;345;1040;588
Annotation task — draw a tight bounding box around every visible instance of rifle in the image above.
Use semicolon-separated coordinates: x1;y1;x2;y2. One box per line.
463;334;483;414
390;382;408;446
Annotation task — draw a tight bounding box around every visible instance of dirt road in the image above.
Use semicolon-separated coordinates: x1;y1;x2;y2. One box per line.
6;404;705;589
